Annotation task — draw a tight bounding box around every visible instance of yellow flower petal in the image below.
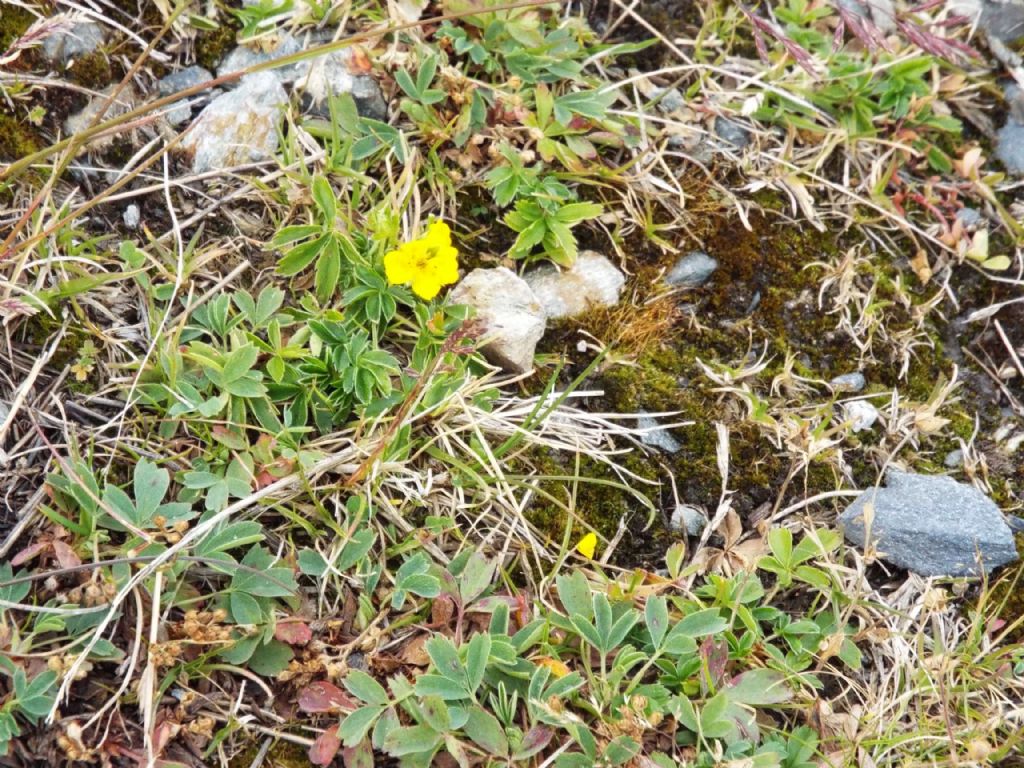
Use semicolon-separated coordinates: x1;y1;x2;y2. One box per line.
428;247;460;285
384;247;417;285
535;657;571;679
576;532;598;559
424;220;452;250
411;273;443;300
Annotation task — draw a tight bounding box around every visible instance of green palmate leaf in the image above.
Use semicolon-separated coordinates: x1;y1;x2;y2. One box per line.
222;344;259;382
723;668;792;706
339;706;385;747
465;632;491;694
419;696;451;733
556;571;593;620
247;639;294;676
229;591;264;625
344;670;390;707
381;724;442;757
278;236;327;276
463;706;508;756
0;563;30;605
311;175;337;223
231;546;298;597
646;596;669;648
133;460;169;521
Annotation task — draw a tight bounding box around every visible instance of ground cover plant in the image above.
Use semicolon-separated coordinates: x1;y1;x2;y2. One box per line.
1;0;1024;766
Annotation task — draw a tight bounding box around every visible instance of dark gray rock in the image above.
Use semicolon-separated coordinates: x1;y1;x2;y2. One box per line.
637;412;681;453
180;72;288;173
665;250;718;287
839;471;1018;576
157;65;214;126
830;371;866;392
652;86;685;114
713;116;751;149
996;122;1024;176
41;20;104;65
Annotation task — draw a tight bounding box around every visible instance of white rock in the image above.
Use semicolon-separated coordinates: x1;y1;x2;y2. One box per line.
843;400;879;432
829;371;866;393
180;72;288;173
295;45;387;121
523;251;625;320
449;268;546;374
217;33;305;82
123;204;140;229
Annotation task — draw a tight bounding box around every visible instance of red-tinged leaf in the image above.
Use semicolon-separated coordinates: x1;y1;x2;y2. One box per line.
11;541;48;566
52;540;81;569
152;719;180;756
348;47;372;75
253;469;278;490
309;726;342;766
299;681;355;713
342;739;374;768
276;620;313;646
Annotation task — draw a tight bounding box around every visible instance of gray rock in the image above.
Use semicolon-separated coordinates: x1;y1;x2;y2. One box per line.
944;449;964;468
637;412;681;453
41;19;105;65
652;86;685;114
955;207;985;231
523;251;625;320
217;33;305;82
180;72;288;173
1008;516;1024;533
123;204;140;229
996;122;1024;176
981;0;1024;46
295;46;387;121
157;65;214;126
843;400;879;432
670;505;707;536
449;268;546;374
830;371;866;393
839;470;1019;577
665;250;718;287
713;116;751;149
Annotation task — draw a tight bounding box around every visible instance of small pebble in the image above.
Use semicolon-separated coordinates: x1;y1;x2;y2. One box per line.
670;504;707;536
713;116;751;149
996;122;1024;177
830;371;866;393
123;204;140;229
955;207;984;232
843;400;879;432
944;449;964;468
637;412;682;453
651;86;685;114
665;250;718;287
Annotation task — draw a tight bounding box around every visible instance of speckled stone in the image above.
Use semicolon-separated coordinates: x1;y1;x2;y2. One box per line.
637;412;682;453
840;470;1018;577
996;122;1024;176
180;72;288;173
42;20;104;65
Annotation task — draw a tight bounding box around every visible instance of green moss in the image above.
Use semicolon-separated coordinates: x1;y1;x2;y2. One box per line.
984;534;1024;643
67;50;113;88
0;110;43;162
0;3;35;54
196;19;241;72
230;739;311;767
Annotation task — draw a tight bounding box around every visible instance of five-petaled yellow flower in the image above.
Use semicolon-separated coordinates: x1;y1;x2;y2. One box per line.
576;532;598;559
384;221;459;300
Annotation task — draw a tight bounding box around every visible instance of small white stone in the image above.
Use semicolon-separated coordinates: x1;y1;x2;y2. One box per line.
523;251;625;320
449;268;546;374
843;400;879;432
829;371;866;393
123;204;140;229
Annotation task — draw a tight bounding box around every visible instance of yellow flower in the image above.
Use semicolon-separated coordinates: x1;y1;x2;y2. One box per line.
384;221;459;300
576;532;598;559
